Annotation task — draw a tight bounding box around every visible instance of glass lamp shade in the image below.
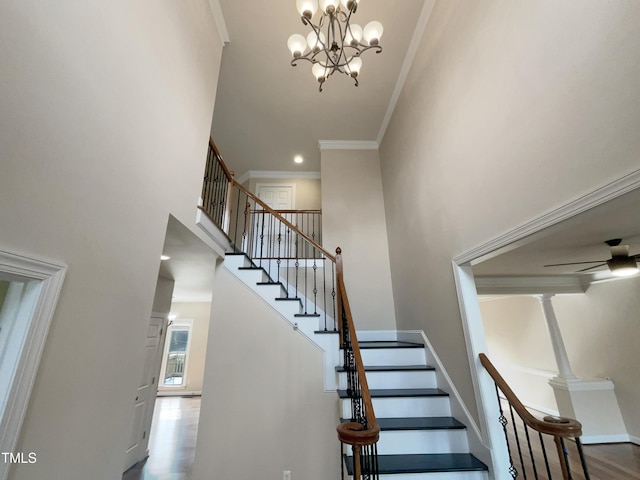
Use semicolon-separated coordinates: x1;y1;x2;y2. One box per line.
306;31;326;52
312;63;329;81
319;0;339;13
363;20;383;45
287;34;308;57
344;24;362;46
296;0;318;18
345;57;362;76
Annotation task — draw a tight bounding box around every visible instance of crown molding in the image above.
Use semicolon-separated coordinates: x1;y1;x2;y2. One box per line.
454;167;640;266
318;140;379;151
235;170;321;185
377;0;436;145
208;0;230;44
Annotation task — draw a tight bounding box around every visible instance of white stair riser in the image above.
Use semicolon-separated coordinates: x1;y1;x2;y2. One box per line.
223;255;252;269
341;397;451;418
233;267;270;285
377;472;488;480
344;430;469;456
358;348;427;366
339;370;437;390
255;283;287;299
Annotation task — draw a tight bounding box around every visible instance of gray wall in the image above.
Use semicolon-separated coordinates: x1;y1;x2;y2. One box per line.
0;1;224;478
379;0;640;424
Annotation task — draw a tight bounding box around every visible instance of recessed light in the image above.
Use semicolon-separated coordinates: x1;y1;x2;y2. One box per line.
161;255;171;261
294;155;304;164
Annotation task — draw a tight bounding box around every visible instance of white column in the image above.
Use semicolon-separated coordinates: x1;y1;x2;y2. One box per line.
536;293;577;379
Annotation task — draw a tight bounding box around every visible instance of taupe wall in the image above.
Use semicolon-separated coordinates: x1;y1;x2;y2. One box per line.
479;279;640;443
379;0;640;424
0;1;224;479
193;266;339;480
158;302;211;394
321;149;396;330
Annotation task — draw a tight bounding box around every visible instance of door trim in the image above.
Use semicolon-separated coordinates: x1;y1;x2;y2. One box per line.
255;183;296;210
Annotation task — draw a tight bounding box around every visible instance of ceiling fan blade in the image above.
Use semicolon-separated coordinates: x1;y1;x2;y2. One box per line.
544;260;606;267
576;263;607;272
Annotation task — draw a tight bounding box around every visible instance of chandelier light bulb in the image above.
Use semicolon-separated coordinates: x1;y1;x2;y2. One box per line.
345;57;362;77
287;34;308;58
319;0;339;14
312;63;328;82
363;21;383;45
344;24;362;46
296;0;318;19
339;0;358;12
306;31;326;52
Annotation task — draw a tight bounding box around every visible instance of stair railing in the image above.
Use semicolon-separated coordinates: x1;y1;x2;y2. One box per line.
336;248;380;480
479;353;591;480
200;139;380;479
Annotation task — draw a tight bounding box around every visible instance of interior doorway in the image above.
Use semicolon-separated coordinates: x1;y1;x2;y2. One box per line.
123;215;218;478
452;174;640;475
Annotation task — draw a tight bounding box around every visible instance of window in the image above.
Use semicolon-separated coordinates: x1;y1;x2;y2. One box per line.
160;321;192;387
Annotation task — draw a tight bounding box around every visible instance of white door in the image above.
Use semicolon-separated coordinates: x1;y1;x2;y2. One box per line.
257;184;294;211
255;184;295;257
124;315;167;472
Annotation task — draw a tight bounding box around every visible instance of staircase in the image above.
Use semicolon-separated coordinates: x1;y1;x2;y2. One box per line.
338;340;488;479
221;251;488;479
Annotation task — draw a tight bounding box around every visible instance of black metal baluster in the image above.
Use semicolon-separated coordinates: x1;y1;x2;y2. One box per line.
277;220;282;285
523;423;539;478
312;250;318;314
575;437;590;479
509;404;527;479
538;432;552;479
331;262;337;331
495;386;518;479
322;256;327;331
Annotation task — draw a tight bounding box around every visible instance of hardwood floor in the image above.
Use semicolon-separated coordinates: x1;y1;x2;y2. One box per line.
122;396;201;480
124;396;639;479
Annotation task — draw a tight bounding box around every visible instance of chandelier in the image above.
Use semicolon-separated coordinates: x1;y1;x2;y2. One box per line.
287;0;384;91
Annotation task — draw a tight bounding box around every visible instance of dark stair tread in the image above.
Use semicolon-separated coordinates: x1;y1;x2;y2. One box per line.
338;388;448;399
340;417;466;431
314;330;339;334
256;281;284;286
294;313;321;317
336;364;435;372
344;453;488;475
357;341;424;349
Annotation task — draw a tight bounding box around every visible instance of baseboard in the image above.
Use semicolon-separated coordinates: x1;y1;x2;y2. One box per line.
581;433;630;444
157;390;202;397
629;435;640;445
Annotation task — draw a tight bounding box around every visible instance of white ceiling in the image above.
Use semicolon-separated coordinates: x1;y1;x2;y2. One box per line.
159;216;217;303
211;0;429;175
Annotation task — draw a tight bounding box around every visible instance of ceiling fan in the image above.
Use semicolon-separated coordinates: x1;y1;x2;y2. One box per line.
544;239;640;277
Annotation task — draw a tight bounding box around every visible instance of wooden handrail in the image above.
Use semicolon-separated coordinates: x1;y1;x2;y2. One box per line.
335;248;380;447
207;137;333;261
208;137;234;182
479;353;582;437
231;179;335;262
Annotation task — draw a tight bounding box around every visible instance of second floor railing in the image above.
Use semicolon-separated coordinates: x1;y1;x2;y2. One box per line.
480;353;591;480
200;139;379;479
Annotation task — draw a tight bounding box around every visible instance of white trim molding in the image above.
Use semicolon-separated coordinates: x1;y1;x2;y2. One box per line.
318;140;379;150
454;167;640;265
235;170;321;185
207;0;230;44
474;275;588;295
0;249;66;480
